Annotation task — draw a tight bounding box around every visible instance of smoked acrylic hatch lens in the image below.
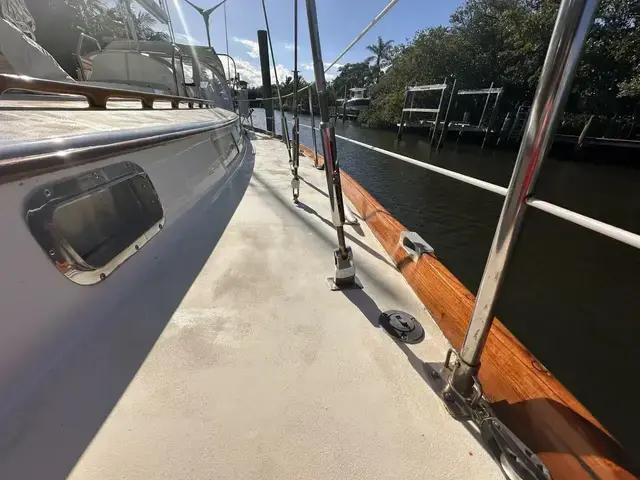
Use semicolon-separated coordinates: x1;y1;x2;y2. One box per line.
25;161;164;285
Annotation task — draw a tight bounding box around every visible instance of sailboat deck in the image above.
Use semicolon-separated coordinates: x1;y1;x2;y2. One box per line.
0;96;234;144
64;134;501;479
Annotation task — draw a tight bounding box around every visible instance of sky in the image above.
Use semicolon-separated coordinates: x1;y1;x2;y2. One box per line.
165;0;465;86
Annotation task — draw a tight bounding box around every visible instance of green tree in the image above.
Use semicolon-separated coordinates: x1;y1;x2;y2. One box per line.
360;0;640;131
364;36;394;83
130;9;170;41
332;62;374;100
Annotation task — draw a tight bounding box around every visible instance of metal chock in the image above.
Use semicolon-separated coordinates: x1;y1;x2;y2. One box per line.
344;205;359;225
400;231;434;262
291;176;300;204
434;348;550;480
327;247;361;290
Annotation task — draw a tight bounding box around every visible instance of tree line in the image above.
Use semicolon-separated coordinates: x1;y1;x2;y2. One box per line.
246;36;396;114
335;0;639;137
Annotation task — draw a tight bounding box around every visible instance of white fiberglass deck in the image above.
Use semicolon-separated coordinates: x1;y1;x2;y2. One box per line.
68;134;501;479
0;97;234;143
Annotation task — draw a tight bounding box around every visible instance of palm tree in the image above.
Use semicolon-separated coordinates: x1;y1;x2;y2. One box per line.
364;36;394;83
132;10;170;42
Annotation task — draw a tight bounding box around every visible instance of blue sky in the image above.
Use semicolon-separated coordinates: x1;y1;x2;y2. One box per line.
166;0;465;85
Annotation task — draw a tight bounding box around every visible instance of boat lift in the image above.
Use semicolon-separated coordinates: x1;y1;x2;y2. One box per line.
396;80;504;147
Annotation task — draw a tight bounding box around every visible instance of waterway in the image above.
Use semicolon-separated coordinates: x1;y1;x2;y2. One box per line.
250;108;640;458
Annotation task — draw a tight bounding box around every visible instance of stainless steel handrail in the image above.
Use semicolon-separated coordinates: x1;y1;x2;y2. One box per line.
453;0;601;394
303;1;605;469
299;123;640;250
298;125;508;194
75;33;102;81
217;53;237;84
76;33;102;57
170;43;182;96
0;117;239;184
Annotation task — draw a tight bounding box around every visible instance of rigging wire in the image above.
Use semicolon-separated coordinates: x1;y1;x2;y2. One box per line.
291;0;300;201
223;0;231;81
259;0;399;102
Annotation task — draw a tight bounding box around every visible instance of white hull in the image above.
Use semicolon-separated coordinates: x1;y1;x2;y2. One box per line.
0;126;501;479
0;115;253;477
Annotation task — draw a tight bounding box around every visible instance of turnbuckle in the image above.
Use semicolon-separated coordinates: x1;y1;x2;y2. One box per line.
434;349;550;480
480;417;551;480
440;348;483;420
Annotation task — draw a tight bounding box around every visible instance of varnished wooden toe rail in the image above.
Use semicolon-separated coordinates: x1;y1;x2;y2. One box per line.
299;143;637;480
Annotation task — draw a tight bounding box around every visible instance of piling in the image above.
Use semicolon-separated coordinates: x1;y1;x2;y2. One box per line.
577;114;595;149
437;78;458;148
257;30;274;133
430;77;448;147
396;87;409;140
482;88;503;148
342;84;348;124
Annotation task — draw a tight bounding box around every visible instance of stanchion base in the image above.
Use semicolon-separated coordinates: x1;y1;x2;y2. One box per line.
326;276;362;291
291;177;300;204
326;247;361;290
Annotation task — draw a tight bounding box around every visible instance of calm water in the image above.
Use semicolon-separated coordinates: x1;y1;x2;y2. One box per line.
251;108;640;457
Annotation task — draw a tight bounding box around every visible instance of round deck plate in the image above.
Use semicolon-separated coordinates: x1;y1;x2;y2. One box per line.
378;310;424;344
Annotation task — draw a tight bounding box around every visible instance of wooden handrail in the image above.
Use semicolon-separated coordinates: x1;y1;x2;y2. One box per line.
298;143;637;479
0;74;215;109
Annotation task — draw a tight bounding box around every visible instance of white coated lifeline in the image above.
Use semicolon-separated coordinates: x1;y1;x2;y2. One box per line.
66;134;501;479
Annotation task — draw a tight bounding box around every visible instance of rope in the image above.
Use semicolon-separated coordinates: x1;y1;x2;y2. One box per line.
259;0;399;102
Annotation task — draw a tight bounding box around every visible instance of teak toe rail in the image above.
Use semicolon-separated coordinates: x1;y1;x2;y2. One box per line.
299;143;636;480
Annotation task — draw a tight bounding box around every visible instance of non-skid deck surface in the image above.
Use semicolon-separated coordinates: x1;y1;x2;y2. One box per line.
69;135;501;479
0;98;233;143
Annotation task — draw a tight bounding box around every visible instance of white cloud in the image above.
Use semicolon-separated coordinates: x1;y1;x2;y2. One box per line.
325;73;336;82
226;59;294;88
275;64;293;80
233;37;260;59
231;59;263;87
174;32;205;45
324;62;343;71
302;63;313;71
284;43;294;50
